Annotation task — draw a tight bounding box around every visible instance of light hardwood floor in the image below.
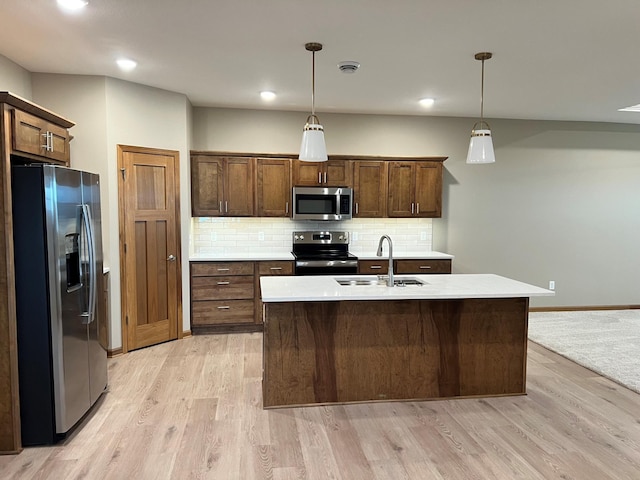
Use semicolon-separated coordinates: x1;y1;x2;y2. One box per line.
1;333;639;479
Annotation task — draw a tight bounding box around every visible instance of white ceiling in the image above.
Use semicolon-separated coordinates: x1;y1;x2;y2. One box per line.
2;0;640;124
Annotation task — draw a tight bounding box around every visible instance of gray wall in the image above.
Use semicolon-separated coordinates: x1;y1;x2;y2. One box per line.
194;107;640;308
0;54;31;98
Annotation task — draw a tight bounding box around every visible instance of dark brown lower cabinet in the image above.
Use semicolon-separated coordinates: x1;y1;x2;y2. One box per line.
190;260;294;333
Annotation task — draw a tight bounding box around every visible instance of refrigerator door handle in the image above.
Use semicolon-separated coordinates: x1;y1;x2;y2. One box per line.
80;204;98;324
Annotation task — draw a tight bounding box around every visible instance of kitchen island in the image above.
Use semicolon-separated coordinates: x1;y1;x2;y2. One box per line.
259;274;553;408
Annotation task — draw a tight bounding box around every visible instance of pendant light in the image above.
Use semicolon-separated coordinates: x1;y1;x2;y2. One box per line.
299;42;328;162
466;52;495;164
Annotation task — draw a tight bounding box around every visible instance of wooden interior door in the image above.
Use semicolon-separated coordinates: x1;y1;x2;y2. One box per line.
118;145;182;352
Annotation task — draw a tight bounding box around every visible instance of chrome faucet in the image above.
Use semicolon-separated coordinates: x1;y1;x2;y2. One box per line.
376;235;394;287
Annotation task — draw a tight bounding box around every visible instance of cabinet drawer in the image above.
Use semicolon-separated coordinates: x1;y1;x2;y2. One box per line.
191;261;254;276
258;261;294;276
192;300;255;325
358;260;388;274
191;275;254;300
394;259;451;274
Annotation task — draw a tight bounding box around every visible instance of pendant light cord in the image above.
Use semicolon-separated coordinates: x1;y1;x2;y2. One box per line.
311;50;316;117
480;57;485;124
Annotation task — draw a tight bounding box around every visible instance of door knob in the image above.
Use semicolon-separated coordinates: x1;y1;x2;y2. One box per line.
167;254;176;262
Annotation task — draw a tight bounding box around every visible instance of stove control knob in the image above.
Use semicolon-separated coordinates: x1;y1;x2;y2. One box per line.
338;235;343;240
300;235;304;240
294;235;299;240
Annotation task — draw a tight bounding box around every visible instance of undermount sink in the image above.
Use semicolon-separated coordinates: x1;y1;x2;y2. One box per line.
335;277;426;287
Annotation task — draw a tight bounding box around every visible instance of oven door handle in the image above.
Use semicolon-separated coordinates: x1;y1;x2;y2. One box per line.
295;259;358;268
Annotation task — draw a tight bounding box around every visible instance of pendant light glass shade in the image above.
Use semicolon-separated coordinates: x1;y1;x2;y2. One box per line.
467;123;495;164
299;42;328;162
300;114;327;161
466;52;495;164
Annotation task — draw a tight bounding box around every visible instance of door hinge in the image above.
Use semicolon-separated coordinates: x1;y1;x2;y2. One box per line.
120;168;126;180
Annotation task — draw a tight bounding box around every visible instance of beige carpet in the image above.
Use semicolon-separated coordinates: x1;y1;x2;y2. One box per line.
528;310;640;394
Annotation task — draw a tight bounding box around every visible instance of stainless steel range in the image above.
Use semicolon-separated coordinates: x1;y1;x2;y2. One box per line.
292;231;358;275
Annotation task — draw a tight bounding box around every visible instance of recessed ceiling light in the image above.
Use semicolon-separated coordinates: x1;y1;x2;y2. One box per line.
419;98;435;108
260;91;276;101
116;59;137;71
618;104;640;112
57;0;88;11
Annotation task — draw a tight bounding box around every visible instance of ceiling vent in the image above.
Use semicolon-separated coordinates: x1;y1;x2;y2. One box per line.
338;61;360;74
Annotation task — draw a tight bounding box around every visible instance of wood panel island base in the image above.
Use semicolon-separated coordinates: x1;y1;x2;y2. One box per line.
260;274;554;408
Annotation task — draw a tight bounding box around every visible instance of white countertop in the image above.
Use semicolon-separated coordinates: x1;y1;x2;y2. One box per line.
190;252;295;261
260;274;554;302
354;251;454;260
189;250;452;262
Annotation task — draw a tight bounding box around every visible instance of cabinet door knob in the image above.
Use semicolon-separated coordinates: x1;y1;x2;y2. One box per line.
167;254;176;262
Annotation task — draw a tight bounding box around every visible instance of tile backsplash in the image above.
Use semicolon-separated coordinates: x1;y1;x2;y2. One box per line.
191;217;433;256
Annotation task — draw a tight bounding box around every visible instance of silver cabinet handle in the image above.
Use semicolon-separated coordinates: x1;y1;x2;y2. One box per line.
355;203;359;215
217;281;230;285
318;172;322;184
269;267;282;271
167;254;176;262
370;265;382;270
41;132;50;151
285;201;289;214
419;265;432;269
324;172;327;183
225;201;228;213
411;203;415;214
219;201;222;212
217;306;230;310
416;203;420;214
217;268;230;272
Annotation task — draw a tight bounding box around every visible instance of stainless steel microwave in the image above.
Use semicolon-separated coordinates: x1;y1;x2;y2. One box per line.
292;186;353;221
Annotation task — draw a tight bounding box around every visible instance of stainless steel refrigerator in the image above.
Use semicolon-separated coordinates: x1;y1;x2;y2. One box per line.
11;164;107;445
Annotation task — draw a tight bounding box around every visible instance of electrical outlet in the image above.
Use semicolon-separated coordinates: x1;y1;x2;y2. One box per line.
258;232;265;241
549;280;555;290
420;231;427;241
